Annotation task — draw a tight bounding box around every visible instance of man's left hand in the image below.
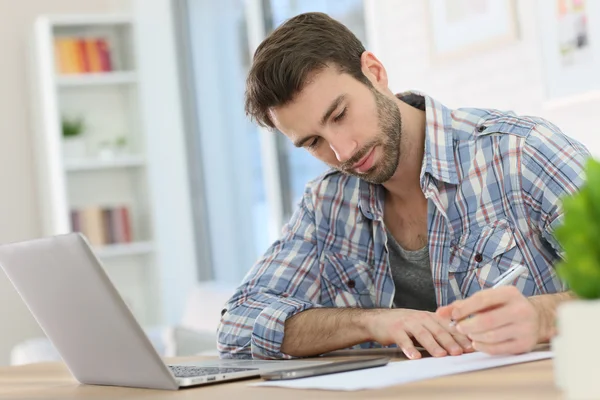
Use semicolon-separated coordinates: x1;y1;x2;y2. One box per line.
436;286;540;355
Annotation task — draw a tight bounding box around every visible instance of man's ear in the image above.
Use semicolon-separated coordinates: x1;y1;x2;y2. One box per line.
360;51;389;89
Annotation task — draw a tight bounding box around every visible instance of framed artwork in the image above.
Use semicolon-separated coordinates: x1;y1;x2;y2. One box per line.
538;0;600;102
428;0;519;61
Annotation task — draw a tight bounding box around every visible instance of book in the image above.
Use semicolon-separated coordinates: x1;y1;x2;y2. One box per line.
119;206;132;243
71;205;133;246
102;208;115;244
85;38;102;72
81;206;105;246
70;209;81;232
77;39;90;73
53;36;114;75
96;38;113;72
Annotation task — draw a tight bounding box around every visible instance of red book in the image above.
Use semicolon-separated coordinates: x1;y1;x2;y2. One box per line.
96;38;113;72
120;206;132;243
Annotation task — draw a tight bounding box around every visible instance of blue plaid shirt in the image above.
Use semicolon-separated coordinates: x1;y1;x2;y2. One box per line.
217;92;589;359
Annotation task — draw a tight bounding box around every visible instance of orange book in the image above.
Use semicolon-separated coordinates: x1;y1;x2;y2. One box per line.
53;39;62;73
85;38;102;73
76;38;90;73
54;38;72;74
63;38;80;74
70;38;84;73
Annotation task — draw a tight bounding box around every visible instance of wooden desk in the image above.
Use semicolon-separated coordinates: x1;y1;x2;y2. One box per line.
0;355;560;399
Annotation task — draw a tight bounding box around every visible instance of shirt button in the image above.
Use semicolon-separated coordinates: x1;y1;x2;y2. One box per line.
474;253;483;263
221;308;227;316
477;125;487;133
347;280;356;289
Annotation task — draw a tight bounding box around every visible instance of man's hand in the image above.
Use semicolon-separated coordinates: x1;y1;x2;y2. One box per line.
365;309;473;359
436;286;540;355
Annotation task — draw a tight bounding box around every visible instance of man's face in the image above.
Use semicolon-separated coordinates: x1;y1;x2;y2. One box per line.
269;67;402;184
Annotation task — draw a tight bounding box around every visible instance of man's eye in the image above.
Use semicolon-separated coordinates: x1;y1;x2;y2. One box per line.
306;137;320;149
333;108;347;122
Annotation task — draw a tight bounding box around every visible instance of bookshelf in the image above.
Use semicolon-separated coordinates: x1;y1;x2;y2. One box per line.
31;14;161;326
56;71;137;87
64;155;146;171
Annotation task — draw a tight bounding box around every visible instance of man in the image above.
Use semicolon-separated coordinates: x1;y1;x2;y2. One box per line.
217;12;587;360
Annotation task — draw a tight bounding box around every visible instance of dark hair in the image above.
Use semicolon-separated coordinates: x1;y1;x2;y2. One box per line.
245;12;369;129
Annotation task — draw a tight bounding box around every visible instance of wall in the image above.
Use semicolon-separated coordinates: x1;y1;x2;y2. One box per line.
365;0;600;156
0;0;129;366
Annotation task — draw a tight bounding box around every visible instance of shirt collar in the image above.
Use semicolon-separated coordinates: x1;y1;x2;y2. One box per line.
397;91;459;187
358;91;459;220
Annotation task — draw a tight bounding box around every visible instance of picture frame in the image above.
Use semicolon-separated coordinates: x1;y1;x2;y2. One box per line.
538;0;600;103
427;0;519;62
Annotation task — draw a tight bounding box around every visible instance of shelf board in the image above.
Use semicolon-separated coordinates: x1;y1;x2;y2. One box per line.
56;72;137;87
47;14;133;27
65;155;146;172
93;241;154;259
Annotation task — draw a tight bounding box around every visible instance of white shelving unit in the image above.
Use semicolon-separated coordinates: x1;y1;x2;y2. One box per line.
64;155;146;171
56;71;137;87
31;14;161;326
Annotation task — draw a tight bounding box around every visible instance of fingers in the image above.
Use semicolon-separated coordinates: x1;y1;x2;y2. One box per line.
407;325;447;357
455;303;515;335
471;339;518;355
450;286;521;322
421;318;465;356
473;334;537;355
467;323;516;344
431;310;473;353
392;329;422;360
450;332;474;353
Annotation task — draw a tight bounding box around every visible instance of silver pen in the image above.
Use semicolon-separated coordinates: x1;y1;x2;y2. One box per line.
449;264;528;327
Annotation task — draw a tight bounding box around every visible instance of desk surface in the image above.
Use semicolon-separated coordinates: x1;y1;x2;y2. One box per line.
0;354;560;399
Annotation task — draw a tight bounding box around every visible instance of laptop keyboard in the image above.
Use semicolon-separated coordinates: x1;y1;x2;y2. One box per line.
168;365;258;378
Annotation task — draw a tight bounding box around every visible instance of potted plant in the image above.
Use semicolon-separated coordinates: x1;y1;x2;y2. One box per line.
61;115;87;158
552;157;600;399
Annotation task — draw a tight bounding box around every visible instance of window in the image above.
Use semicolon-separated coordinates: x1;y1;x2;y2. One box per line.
180;0;368;283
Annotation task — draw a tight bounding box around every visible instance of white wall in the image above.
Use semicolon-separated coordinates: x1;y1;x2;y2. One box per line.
0;0;129;366
365;0;600;156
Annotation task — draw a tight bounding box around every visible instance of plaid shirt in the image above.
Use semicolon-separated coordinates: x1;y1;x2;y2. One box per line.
217;92;589;360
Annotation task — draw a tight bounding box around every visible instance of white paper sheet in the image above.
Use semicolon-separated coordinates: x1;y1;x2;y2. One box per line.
252;350;553;391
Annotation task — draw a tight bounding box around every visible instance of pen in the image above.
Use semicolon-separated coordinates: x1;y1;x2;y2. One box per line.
449;264;528;327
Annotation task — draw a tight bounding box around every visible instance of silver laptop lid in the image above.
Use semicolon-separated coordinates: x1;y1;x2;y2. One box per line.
0;233;178;390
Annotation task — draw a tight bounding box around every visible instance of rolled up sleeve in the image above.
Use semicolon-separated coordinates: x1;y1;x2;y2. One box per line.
217;191;323;359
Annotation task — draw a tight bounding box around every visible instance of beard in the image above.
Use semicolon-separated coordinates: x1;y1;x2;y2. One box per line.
337;89;402;184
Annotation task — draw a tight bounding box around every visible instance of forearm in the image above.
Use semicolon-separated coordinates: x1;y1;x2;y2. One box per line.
529;291;575;342
280;308;374;357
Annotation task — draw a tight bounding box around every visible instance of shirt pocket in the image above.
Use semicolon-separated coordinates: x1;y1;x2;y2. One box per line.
449;219;525;277
320;252;375;308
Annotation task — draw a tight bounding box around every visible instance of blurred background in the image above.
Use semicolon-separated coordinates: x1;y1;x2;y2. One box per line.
0;0;599;366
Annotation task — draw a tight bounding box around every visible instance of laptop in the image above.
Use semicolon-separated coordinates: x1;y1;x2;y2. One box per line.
0;233;328;390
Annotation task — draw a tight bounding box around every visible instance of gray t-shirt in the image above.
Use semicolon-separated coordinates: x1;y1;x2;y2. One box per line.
386;229;437;312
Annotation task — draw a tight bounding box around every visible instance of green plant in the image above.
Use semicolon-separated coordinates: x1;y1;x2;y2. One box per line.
115;136;128;148
62;116;85;138
555;158;600;299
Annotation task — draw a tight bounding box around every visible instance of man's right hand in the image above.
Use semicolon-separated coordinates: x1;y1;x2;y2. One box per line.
364;308;473;359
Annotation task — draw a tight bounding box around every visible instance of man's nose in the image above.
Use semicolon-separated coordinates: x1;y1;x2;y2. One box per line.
329;136;358;163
